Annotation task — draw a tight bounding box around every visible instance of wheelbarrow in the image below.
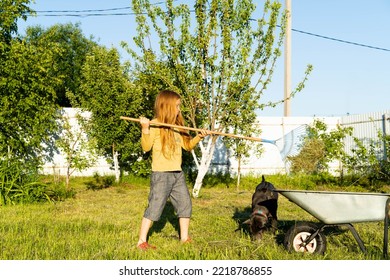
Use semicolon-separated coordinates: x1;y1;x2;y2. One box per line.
276;190;390;258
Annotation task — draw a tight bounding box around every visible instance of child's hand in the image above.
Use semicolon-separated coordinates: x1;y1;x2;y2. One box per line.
140;117;150;134
198;129;209;139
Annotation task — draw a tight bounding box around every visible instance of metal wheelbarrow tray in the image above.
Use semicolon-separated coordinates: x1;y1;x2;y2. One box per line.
276;189;390;257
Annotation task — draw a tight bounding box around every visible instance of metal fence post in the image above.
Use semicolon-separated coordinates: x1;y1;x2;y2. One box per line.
383;113;388;161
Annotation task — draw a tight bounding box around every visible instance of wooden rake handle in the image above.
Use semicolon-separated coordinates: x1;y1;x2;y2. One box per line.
120;116;265;142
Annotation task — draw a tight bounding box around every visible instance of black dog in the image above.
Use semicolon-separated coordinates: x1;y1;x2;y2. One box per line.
243;175;278;241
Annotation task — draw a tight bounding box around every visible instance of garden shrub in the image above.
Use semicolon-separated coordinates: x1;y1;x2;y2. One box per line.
0;160;54;205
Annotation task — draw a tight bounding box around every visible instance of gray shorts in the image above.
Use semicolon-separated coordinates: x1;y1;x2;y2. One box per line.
143;171;192;221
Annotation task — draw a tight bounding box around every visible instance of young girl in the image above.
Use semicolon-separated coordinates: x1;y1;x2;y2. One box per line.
137;90;208;250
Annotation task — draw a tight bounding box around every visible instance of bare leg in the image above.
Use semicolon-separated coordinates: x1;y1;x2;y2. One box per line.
138;217;153;245
179;217;190;242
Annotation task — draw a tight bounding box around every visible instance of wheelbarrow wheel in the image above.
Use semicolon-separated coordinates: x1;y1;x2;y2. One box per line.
284;222;327;254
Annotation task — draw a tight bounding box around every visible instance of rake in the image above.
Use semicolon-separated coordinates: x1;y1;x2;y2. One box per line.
120;116;307;162
120;116;273;142
276;124;308;161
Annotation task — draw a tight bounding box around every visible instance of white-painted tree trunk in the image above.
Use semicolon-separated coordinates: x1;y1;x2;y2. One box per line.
113;150;120;183
236;157;242;191
192;137;217;198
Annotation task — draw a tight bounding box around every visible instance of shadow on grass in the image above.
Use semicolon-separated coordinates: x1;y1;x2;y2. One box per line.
232;206;252;237
232;207;349;247
149;201;180;239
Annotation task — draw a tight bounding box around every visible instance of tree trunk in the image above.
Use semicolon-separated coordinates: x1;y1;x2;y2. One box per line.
113;144;120;183
192;139;217;198
66;165;70;190
236;157;241;191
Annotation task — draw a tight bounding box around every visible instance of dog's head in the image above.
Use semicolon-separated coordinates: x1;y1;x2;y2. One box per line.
243;206;270;241
253;175;278;204
255;175;276;192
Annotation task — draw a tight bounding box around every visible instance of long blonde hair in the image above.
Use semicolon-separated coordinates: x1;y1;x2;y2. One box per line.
154;90;190;157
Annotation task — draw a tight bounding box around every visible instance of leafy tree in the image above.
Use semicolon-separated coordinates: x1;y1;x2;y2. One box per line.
23;23;98;107
288;119;353;174
0;0;34;44
307;120;353;171
127;0;312;197
75;46;146;181
222;88;263;189
56;112;98;189
0;38;62;167
0;0;63;202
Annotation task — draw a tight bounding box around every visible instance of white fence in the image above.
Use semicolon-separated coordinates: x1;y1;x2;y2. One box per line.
341;111;390;161
41;108;113;177
210;116;340;175
42;109;389;177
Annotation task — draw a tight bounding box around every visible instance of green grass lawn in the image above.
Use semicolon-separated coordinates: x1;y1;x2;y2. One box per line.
0;175;388;260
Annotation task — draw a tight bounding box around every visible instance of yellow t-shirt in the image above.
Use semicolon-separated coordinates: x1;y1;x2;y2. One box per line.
141;124;202;172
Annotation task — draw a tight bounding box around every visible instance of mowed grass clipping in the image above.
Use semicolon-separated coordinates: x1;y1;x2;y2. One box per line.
0;176;388;260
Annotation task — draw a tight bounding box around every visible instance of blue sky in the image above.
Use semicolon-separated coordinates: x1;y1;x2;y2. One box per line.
17;0;390;117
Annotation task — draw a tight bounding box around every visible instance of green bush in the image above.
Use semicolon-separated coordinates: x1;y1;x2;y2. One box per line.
288;138;325;174
0;160;53;205
86;173;116;190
